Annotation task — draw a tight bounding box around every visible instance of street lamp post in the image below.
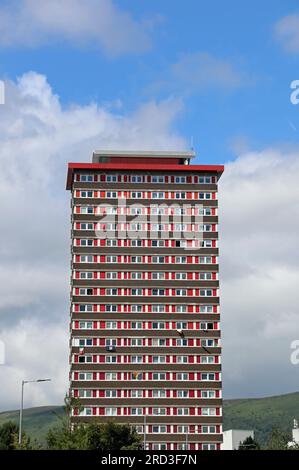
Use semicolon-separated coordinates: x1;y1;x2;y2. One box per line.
18;379;51;445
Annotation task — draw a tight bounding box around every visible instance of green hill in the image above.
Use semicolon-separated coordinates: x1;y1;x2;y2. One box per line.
223;391;299;444
0;406;64;444
0;391;298;446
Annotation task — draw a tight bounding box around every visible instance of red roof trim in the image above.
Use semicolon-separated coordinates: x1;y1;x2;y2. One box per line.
66;162;224;190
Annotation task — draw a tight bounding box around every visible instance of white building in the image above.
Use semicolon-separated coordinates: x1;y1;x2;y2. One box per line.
222;429;254;450
288;420;299;448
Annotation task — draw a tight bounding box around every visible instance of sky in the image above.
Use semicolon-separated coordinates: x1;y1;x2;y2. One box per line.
0;0;299;411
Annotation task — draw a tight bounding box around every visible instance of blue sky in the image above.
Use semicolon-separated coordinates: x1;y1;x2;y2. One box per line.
0;0;298;163
0;0;299;409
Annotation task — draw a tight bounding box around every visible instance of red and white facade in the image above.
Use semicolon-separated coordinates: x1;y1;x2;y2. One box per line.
66;150;224;450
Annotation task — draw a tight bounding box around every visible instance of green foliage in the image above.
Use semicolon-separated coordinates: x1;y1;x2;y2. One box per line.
0;420;32;450
0;421;19;450
238;436;260;450
46;395;142;450
85;422;142;451
263;427;290;450
46;421;142;450
46;421;89;450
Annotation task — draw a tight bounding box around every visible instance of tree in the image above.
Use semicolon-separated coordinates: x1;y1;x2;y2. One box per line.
85;422;142;451
0;421;32;450
238;436;260;450
46;395;142;450
46;394;87;450
264;427;290;450
46;421;142;450
0;421;19;450
46;421;89;450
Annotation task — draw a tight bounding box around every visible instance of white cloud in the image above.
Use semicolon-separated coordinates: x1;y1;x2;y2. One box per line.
0;71;186;410
0;319;68;410
147;52;247;97
0;0;151;55
172;52;243;90
221;148;299;397
275;13;299;53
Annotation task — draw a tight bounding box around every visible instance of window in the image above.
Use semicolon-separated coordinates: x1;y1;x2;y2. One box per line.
131;272;142;279
106;191;117;198
131;192;142;199
152;305;165;313
176;356;188;364
153;356;166;364
80;207;94;215
201;339;215;347
106;272;118;280
201;390;216;399
79;271;93;279
177;425;189;433
132;288;142;296
105;390;117;398
152;175;164;183
202;408;216;416
177;390;189;398
106;239;118;247
177;373;188;381
79;321;92;329
152;390;166;398
131;408;143;415
79;338;92;347
106;356;117;363
201;373;216;381
176;339;187;346
177;408;189;415
152;289;165;296
131;356;143;363
106;305;117;312
131;305;142;313
153;373;166;380
79;304;93;312
131;338;143;346
152;322;165;329
106;175;117;182
176;272;187;280
105;408;117;416
131;390;143;398
131;175;142;183
201;356;215;364
152;272;165;280
80;255;93;263
105;373;117;380
152;408;166;415
106;322;117;329
80;190;93;198
78;373;92;381
131;239;142;246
